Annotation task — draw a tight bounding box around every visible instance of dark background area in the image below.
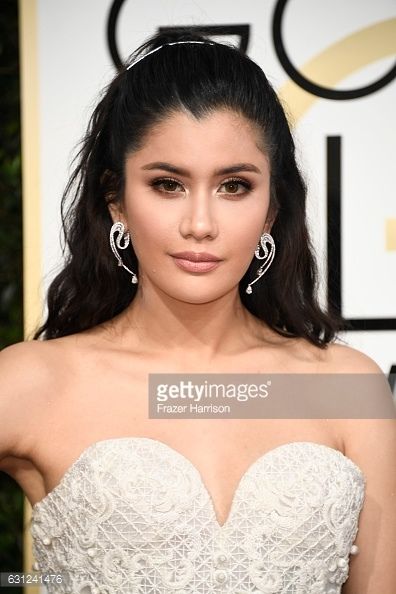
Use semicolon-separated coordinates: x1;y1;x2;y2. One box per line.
0;1;25;591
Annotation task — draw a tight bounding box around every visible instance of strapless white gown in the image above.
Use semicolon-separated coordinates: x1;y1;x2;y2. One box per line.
29;438;365;594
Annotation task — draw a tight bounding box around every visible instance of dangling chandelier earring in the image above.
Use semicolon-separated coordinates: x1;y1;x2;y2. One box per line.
246;232;275;294
109;221;138;284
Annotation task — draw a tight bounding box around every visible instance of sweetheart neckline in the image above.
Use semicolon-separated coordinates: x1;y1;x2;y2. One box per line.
30;436;366;530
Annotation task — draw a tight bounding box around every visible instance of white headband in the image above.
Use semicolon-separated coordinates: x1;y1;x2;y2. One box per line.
126;40;215;71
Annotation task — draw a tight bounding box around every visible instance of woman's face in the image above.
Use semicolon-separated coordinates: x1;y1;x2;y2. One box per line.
108;108;273;303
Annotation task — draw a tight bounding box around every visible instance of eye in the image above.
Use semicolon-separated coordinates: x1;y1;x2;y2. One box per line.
149;176;253;197
150;178;184;194
220;177;252;196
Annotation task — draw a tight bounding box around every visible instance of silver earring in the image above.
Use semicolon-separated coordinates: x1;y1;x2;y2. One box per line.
109;221;138;284
246;232;275;294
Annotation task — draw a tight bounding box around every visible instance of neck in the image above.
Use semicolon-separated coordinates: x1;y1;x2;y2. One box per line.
107;284;268;362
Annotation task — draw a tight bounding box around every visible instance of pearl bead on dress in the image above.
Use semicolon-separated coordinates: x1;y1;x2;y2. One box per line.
214;569;228;583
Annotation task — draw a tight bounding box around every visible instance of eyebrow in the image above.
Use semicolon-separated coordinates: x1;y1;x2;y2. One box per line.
141;161;262;176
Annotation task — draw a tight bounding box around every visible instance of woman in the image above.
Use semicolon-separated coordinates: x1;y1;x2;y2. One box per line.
0;29;395;594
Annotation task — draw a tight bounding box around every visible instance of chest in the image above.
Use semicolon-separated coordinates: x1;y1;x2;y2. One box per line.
29;438;365;594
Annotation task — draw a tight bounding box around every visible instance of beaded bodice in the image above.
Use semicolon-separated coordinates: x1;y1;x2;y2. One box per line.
30;438;365;594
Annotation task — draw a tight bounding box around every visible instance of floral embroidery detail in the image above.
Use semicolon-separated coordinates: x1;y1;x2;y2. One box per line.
30;439;365;593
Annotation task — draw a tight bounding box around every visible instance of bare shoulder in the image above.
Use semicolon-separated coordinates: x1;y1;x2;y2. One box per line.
0;340;59;463
321;341;385;373
323;342;394;444
319;342;395;493
273;336;386;374
0;328;127;466
326;342;396;440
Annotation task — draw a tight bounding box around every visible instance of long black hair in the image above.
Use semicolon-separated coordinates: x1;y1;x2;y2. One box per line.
32;28;350;347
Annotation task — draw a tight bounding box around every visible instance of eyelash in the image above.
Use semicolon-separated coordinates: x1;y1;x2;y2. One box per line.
149;177;253;198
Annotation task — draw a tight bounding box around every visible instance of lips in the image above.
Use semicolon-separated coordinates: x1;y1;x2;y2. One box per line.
171;251;221;262
171;257;221;273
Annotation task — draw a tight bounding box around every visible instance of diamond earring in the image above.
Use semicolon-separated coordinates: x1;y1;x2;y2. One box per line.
109;221;138;284
246;232;275;294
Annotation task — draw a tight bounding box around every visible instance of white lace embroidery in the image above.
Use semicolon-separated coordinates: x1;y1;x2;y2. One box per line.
29;438;365;594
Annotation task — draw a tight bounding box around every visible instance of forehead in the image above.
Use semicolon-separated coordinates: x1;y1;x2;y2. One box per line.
127;109;268;170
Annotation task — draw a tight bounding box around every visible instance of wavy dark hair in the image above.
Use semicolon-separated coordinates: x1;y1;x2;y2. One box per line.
32;28;350;347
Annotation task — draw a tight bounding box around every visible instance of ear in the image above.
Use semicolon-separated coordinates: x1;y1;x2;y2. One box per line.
102;168;126;226
263;208;278;235
107;202;127;228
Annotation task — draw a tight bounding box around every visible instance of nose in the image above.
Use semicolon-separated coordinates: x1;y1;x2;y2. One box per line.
179;190;219;240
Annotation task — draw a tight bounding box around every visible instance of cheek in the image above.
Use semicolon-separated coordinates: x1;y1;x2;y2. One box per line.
222;207;268;253
129;212;172;260
127;200;159;241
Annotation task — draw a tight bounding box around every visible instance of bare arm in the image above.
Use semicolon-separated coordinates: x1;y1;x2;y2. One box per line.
0;341;50;468
334;348;396;594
